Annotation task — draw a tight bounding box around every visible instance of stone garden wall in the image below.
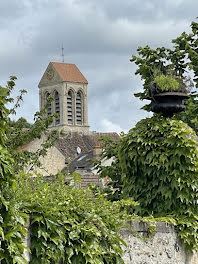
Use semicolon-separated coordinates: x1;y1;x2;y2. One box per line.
121;221;198;264
24;220;198;263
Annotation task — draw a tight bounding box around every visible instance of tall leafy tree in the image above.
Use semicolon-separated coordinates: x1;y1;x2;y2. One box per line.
0;78;27;263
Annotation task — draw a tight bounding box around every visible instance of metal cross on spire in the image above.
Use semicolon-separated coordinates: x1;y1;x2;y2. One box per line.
61;45;64;63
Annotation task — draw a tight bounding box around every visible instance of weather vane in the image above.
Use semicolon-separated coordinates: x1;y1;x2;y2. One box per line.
61;45;64;63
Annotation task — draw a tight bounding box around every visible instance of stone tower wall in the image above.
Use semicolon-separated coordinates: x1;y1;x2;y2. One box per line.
39;81;89;134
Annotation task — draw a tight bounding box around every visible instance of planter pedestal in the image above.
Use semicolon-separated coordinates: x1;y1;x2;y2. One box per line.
151;92;190;117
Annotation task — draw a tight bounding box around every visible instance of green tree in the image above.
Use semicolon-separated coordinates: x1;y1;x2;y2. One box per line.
131;19;198;132
0;79;27;263
4;77;59;175
172;20;198;132
0;76;60;263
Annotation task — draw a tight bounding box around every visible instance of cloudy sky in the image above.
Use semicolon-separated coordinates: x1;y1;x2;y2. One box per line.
1;0;197;133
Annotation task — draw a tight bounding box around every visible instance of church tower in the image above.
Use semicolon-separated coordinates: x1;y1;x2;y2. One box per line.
38;62;89;134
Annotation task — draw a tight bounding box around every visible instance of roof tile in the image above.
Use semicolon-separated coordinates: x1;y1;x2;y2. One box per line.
51;62;88;84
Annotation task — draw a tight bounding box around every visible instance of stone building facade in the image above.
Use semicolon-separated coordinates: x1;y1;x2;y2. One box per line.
38;62;89;134
20;62;119;185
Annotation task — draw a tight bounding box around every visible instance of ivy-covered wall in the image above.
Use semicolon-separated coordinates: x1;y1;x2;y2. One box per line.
23;220;198;264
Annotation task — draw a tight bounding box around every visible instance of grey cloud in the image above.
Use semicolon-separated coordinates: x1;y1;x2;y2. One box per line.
0;1;27;25
29;0;192;57
1;0;196;132
75;0;197;24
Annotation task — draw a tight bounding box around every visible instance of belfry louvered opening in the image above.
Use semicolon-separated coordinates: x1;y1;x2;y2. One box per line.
46;92;52;116
67;90;73;124
76;91;83;125
54;91;60;125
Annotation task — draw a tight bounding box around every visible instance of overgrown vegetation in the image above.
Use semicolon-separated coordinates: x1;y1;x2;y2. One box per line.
13;173;138;264
97;19;198;252
1;19;198;263
154;74;180;92
130;20;197;117
0;80;28;263
0;77;136;263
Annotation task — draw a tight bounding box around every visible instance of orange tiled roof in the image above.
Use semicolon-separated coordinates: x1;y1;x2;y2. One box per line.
51;62;88;84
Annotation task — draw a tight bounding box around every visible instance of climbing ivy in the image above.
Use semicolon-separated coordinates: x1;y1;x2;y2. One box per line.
14;173;137;264
118;116;198;251
0;80;28;263
119;116;198;216
1;76;138;263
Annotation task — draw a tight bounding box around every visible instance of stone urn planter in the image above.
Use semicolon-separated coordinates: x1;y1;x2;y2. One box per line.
149;83;190;117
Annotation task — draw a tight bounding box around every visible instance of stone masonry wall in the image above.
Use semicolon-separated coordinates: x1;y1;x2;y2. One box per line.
121;221;198;264
23;220;198;263
21;137;65;176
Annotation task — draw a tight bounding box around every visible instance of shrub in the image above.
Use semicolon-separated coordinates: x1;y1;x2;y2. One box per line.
119;116;198;216
154;74;180;92
14;173;137;264
0;81;27;263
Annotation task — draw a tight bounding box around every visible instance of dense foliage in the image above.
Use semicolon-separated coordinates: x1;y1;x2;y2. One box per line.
119;116;198;250
97;20;198;251
13;174;136;264
0;80;28;263
131;46;188;102
119;117;198;216
130;20;197;120
0;77;135;263
154;74;180;92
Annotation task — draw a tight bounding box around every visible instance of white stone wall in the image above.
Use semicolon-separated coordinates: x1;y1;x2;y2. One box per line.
121;221;198;264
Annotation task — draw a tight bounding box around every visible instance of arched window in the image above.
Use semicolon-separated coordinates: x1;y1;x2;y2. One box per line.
76;91;83;125
46;92;52;116
67;90;73;124
54;91;60;125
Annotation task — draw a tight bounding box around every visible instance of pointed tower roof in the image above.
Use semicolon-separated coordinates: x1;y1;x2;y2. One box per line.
38;62;88;88
51;62;88;84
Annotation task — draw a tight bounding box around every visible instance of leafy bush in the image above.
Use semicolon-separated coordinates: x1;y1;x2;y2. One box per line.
116;116;198;251
0;81;28;263
14;173;137;264
130;20;198;112
1;76;135;263
119;116;198;216
154;74;180;92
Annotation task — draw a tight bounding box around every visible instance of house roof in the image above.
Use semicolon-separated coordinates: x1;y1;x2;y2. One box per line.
62;150;94;174
55;132;119;163
51;62;88;84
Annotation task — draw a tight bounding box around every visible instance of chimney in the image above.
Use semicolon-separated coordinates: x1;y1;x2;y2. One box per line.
93;142;102;159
